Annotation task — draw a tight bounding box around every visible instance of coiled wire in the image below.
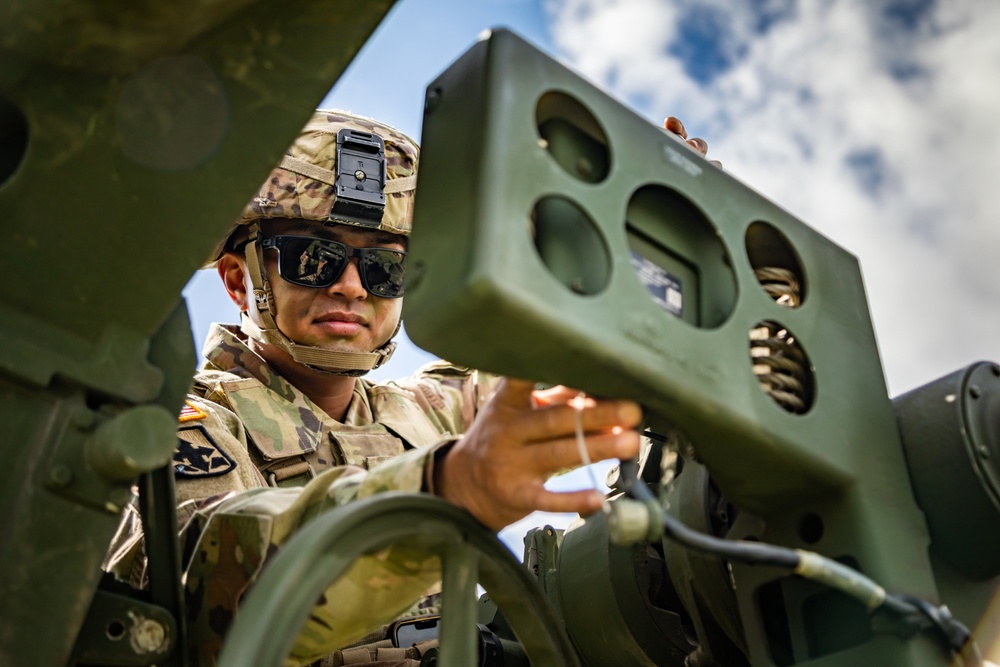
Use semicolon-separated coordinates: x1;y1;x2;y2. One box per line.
751;268;809;413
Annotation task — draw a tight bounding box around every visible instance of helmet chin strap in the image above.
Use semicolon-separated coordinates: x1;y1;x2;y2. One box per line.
241;223;397;376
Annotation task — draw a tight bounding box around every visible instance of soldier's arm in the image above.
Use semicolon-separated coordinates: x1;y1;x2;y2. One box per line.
397;360;503;434
181;439;450;666
100;390;448;666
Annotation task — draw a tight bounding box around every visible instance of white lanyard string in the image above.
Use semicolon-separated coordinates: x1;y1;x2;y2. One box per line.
571;392;612;515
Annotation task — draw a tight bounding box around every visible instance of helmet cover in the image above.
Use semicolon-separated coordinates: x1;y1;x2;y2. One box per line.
208;109;419;265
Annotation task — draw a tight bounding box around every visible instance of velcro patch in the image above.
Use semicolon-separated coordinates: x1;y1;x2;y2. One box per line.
174;425;236;478
178;400;207;423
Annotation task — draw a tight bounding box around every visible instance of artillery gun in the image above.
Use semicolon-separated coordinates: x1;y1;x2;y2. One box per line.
1;3;997;666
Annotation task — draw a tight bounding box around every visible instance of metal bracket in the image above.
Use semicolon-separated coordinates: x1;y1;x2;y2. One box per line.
71;589;176;666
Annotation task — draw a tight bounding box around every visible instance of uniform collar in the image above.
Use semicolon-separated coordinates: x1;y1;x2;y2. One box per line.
201;323;375;426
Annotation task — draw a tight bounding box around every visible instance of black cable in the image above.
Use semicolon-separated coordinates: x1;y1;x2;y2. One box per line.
891;594;975;658
619;459;799;569
618;459;653;500
618;460;980;662
640;429;672;444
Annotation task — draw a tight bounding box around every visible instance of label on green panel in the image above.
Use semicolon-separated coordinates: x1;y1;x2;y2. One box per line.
630;252;683;317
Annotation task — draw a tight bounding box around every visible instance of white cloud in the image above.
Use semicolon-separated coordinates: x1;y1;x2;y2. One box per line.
545;0;1000;394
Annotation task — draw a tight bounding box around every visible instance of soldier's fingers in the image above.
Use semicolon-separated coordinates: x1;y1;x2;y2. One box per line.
515;400;642;442
687;136;708;156
532;385;595;408
664;116;687;139
710;159;723;169
531;489;607;517
523;430;640;473
491;377;538;409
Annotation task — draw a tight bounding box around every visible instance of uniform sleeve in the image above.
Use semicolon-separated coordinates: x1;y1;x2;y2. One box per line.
397;361;503;434
103;394;265;588
183;441;453;667
174;394;267;505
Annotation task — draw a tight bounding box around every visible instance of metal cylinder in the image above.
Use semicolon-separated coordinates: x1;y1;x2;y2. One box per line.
86;405;177;481
894;361;1000;580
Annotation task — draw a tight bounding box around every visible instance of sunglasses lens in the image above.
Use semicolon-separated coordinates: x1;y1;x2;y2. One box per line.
279;237;347;287
270;235;406;297
361;249;407;297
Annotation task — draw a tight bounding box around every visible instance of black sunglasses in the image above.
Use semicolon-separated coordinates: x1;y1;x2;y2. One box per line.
260;235;407;298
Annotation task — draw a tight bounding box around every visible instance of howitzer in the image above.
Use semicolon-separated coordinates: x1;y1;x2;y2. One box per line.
400;28;1000;666
1;2;997;665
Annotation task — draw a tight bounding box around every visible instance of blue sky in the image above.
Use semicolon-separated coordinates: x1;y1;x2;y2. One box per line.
184;0;1000;562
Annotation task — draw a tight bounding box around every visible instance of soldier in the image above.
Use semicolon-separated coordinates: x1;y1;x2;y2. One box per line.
110;109;710;666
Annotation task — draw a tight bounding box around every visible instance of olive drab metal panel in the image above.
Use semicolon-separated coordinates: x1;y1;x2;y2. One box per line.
403;28;984;666
0;1;396;665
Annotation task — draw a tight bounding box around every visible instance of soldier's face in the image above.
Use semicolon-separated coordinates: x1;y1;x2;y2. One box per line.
261;219;405;354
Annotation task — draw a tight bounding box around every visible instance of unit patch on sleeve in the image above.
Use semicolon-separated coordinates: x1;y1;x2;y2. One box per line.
178;400;208;423
174;425;236;478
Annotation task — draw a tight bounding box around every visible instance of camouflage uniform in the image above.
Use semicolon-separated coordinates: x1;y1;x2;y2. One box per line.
166;324;495;666
107;111;498;666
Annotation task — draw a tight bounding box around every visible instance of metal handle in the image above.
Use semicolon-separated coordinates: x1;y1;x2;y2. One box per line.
216;492;580;667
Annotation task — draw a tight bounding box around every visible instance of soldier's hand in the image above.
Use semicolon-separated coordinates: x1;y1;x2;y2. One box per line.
664;115;722;168
435;378;642;531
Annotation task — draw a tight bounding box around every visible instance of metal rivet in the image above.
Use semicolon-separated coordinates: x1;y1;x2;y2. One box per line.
130;617;167;654
49;465;74;488
970;385;982;399
354;169;366;181
979;445;991;458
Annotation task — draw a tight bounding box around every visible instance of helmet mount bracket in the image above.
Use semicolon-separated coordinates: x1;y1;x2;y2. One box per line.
330;128;387;228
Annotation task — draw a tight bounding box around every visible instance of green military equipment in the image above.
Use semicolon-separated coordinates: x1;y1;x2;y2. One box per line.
2;3;998;665
0;1;398;664
217;493;580;667
403;28;1000;666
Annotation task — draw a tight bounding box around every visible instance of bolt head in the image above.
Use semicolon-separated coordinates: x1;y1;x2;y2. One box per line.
130;618;167;653
354;169;366;181
970;385;982;399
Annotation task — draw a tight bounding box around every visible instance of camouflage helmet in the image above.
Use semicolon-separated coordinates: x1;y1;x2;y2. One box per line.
209;109;419;264
220;110;419;376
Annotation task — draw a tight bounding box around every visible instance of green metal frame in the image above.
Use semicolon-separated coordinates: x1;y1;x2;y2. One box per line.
0;2;396;664
218;493;581;667
403;28;955;666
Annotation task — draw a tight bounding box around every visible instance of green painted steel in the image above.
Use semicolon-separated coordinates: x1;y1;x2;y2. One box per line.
217;493;581;667
403;28;994;665
439;543;481;666
895;363;1000;580
556;512;692;666
0;1;395;664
